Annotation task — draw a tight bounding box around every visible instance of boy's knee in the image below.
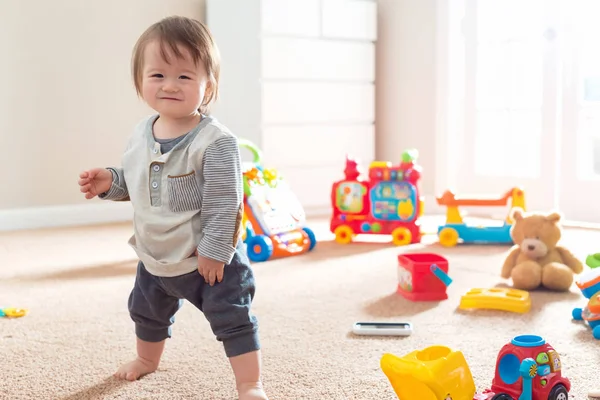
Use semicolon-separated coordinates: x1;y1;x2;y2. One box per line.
128;262;183;342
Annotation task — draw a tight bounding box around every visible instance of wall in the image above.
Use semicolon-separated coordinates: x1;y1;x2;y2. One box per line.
207;0;377;215
0;0;206;229
375;0;439;199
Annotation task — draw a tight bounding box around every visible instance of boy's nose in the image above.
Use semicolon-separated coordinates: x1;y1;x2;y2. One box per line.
162;83;179;92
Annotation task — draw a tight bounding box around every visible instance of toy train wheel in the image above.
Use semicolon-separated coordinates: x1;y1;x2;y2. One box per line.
491;395;512;400
246;235;273;262
548;384;568;400
439;227;459;247
302;227;317;251
391;227;412;246
334;225;354;244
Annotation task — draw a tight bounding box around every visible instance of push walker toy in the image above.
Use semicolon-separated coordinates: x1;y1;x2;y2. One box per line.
239;140;316;262
436;187;526;247
330;150;424;246
381;334;570;400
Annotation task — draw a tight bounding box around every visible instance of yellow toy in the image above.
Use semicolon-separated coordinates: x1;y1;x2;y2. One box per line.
0;308;28;318
380;345;476;400
459;288;531;314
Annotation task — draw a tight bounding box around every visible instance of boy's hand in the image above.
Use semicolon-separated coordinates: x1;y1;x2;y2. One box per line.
78;168;113;199
197;254;225;286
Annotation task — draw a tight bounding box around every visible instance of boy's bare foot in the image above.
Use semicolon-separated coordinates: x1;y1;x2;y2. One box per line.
114;357;158;381
237;382;268;400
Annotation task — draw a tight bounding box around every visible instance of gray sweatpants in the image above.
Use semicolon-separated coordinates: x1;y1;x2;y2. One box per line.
127;244;260;358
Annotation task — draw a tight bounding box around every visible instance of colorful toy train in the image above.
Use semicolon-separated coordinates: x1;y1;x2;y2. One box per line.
330;150;424;245
381;334;570;400
239;140;316;262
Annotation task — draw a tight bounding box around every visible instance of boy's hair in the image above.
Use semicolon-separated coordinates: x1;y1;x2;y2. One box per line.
131;16;220;114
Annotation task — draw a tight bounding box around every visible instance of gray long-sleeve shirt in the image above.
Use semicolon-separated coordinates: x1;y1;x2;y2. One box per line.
101;114;244;277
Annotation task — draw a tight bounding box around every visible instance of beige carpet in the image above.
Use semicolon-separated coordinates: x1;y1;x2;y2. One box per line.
1;218;599;400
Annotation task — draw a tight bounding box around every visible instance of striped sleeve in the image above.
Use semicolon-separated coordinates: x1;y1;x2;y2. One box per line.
196;136;243;264
98;167;130;201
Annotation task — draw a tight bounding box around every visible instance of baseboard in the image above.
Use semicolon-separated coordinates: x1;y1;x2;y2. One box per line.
0;202;133;232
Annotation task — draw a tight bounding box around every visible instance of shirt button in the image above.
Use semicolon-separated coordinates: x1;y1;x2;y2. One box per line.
153;148;158;154
152;182;158;189
153;165;160;172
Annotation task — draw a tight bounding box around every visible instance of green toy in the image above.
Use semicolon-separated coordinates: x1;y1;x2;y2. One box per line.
586;253;600;269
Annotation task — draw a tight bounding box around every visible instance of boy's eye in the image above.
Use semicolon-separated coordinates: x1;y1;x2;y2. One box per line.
151;74;163;78
179;75;191;80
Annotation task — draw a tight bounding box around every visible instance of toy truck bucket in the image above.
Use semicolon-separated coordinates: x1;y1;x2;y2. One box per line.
380;345;476;400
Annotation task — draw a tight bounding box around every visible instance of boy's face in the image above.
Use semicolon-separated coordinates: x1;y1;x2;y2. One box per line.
141;40;208;119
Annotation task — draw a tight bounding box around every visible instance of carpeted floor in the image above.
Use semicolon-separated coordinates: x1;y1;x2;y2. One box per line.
1;218;599;400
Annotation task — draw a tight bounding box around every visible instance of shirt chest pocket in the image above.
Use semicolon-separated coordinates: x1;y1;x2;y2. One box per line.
167;171;203;212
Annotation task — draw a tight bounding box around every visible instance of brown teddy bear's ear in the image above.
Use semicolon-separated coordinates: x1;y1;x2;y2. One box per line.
546;211;562;222
510;207;525;221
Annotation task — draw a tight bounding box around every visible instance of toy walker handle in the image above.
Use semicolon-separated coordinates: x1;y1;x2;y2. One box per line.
430;264;453;287
238;139;263;166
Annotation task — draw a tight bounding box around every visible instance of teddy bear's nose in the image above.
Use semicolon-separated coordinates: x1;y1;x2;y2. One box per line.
528;245;535;251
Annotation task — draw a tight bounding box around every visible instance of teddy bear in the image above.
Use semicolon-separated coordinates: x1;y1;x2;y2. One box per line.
501;207;584;292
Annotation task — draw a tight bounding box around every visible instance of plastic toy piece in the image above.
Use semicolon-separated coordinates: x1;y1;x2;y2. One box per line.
436;187;526;247
330;150;424;246
381;334;571;400
1;308;28;318
586;253;600;269
239;140;316;262
459;288;531;314
381;345;476;400
430;264;452;287
397;253;451;301
572;267;600;339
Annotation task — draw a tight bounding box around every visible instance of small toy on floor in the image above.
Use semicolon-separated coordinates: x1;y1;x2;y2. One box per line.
0;308;28;318
396;253;452;301
572;265;600;339
501;208;584;292
459;287;531;314
589;388;600;399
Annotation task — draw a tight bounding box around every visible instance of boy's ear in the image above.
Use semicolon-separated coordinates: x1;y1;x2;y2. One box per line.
202;81;216;107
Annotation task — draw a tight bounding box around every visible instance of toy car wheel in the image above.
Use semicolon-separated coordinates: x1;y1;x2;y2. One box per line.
334;225;354;244
439;227;459;247
548;384;568;400
491;394;512;400
302;227;317;251
246;235;273;262
572;307;583;320
391;227;412;246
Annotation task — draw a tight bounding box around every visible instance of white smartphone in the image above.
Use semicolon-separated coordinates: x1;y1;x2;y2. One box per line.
352;321;413;336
